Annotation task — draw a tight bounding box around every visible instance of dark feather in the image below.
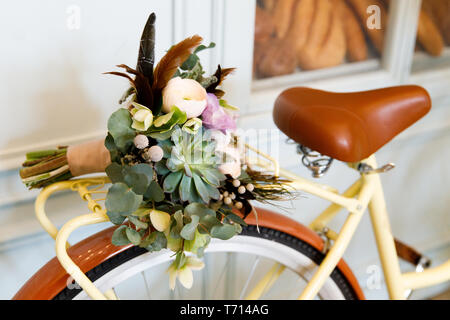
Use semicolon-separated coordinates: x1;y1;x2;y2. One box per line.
103;71;134;83
206;65;235;95
116;64;153;108
152;35;203;91
137;13;156;85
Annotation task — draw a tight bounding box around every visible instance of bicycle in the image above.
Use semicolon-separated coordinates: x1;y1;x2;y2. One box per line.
13;85;450;300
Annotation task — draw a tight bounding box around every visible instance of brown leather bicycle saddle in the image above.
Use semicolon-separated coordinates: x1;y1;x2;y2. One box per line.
273;85;431;162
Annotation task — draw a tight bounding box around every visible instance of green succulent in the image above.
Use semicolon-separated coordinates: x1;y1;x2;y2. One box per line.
162;126;225;204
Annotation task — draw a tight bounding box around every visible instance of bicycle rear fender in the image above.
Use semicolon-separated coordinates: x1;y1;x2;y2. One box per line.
12;207;364;300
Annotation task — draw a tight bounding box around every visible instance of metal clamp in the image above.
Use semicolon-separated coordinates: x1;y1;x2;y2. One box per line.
357;163;395;174
317;227;333;254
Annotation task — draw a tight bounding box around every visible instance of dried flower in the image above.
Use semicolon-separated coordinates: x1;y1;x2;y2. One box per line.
201;94;236;132
162;77;207;119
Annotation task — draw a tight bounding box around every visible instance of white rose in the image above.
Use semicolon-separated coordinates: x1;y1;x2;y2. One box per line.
162;77;207;119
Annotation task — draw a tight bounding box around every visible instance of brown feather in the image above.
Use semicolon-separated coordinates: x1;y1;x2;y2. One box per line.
152;35;203;91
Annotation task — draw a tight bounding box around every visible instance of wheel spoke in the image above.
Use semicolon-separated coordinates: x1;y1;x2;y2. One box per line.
141;271;151;300
239;256;260;300
244;263;285;300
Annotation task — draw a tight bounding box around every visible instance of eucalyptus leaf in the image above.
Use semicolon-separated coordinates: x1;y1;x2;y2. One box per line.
105;133;119;162
184;203;215;218
105;163;124;183
107;210;127;225
210;224;236;240
106;182;143;218
107;108;135;149
111;225;130;246
126;227;142;245
155;161;170;176
142;231;167;252
145;180;165;202
128;215;148;229
180;215;200;240
223;211;248;226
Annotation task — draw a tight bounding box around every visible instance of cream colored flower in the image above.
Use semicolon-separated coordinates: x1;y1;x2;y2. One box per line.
130;102;153;131
162;77;207;119
167;256;204;290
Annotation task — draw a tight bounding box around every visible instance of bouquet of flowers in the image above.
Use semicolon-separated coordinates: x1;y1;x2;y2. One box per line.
19;13;293;289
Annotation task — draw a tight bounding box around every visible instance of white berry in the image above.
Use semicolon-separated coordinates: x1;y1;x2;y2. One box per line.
232;179;241;187
224;197;232;205
134;134;149;149
230;193;236;200
223;191;229;197
235;202;243;209
146;145;164;162
246;183;254;192
238;186;246;194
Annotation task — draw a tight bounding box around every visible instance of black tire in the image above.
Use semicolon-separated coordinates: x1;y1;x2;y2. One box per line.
54;225;360;300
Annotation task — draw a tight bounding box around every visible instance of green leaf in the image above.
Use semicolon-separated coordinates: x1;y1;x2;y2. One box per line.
107;108;135;149
201;169;226;187
223;211;248;226
145;180;165;202
122;164;153;195
155;161;170;176
180;215;200;240
105;133;119;162
106;182;143;218
148;107;187;133
184;230;210;256
163;171;183;193
128;215;148;229
210;224;236;240
111;225;130;246
105;163;124;183
140;231;167;252
203;178;220;200
126;227;142;245
179;175;193;203
169;210;184;239
198;215;221;233
107;211;127;225
193;174;210;203
174;252;187;270
184;203;215;219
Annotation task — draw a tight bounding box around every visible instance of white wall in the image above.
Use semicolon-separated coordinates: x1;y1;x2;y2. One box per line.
0;0;448;300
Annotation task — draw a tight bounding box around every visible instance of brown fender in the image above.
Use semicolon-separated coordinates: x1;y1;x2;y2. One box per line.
13;207;364;300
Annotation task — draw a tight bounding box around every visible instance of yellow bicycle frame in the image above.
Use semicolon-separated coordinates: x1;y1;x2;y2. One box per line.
34;146;450;300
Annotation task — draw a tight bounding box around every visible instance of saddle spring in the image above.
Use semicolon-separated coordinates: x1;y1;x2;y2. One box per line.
287;139;334;178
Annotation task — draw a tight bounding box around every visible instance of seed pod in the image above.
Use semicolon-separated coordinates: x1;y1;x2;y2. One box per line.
238;186;246;194
232;179;241;187
134;134;149;149
146;145;164;162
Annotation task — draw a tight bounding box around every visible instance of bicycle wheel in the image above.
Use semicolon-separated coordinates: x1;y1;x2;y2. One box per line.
54;224;359;300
